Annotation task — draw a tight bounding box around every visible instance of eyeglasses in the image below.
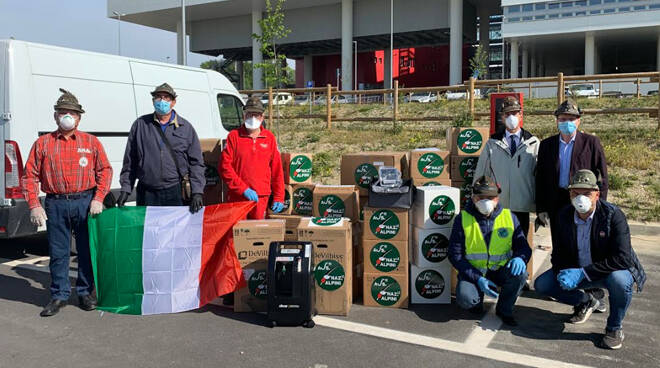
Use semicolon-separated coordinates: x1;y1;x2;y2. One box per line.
558;117;578;122
153;94;173;102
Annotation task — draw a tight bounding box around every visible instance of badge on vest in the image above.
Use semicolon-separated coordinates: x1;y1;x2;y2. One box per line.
497;228;509;238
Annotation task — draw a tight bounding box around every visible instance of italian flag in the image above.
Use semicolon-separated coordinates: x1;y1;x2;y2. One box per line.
88;202;254;315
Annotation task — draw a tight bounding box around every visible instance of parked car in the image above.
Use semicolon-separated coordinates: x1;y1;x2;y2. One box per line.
405;92;438;103
260;92;293;106
294;94;312;105
315;94;352;105
602;91;623;98
565;84;599;98
445;89;482;101
648;90;659;96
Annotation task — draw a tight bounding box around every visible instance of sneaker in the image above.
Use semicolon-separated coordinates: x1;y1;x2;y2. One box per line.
600;329;624;350
586;289;607;313
569;296;599;324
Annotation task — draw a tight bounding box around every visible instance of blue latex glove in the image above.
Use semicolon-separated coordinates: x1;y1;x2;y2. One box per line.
507;257;526;276
557;268;585;290
271;202;284;213
243;188;258;202
477;277;499;298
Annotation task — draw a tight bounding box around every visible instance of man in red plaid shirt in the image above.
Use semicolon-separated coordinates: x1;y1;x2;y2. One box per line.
22;89;112;317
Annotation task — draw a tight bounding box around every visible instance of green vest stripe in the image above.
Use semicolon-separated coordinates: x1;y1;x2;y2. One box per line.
461;208;515;274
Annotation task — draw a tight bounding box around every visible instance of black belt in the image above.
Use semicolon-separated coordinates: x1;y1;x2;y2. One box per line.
46;188;95;200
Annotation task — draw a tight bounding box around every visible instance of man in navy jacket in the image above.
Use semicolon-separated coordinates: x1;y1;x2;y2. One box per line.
449;176;532;326
534;170;646;350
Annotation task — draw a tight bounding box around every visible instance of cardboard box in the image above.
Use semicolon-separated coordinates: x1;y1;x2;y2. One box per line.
291;184;316;216
362;207;409;243
282;152;313;184
233;219;285;267
412;178;452;187
363;272;409;308
267;214;303;241
450;180;474;209
451;267;458;294
340;152;409;195
446;127;490;156
200;138;224;205
409;149;451;180
411;226;452;268
412;186;461;229
234;260;268;312
312;185;360;223
450;155;479;181
410;263;452;304
363;239;408;275
267;185;293;215
298;217;352;316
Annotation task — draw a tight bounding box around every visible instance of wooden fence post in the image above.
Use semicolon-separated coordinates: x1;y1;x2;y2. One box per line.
657;73;660;130
636;78;641;99
393;80;399;128
326;84;332;129
528;82;533;100
468;77;475;120
599;80;603;98
497;84;501;92
557;72;564;105
268;87;273;128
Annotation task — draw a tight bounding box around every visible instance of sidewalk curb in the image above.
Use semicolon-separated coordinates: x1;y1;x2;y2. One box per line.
628;222;660;236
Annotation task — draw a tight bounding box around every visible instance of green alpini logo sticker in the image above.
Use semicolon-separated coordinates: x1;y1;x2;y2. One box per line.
417;153;445;178
311;216;342;226
429;195;455;225
423;181;441;187
459;157;478;179
314;260;345;291
318;194;345;218
369;209;400;239
457;129;483;154
371;276;402;306
421;233;449;263
292;187;313;215
282;190;290;211
415;270;445;299
354;163;379;189
289;155;312;182
369;242;401;272
248;270;268;299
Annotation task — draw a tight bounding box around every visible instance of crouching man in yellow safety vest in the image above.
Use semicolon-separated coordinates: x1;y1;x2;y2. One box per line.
449;176;532;326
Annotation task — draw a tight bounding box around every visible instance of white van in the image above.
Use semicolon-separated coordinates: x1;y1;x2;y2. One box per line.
0;39;245;238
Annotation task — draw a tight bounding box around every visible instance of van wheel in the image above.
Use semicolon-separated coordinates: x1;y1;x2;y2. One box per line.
270;321;277;328
304;320;315;329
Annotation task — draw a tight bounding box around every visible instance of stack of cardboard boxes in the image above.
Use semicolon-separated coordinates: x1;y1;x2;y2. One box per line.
410;186;460;304
446;127;489;208
232;219;285;312
409;148;451;187
362;207;410;308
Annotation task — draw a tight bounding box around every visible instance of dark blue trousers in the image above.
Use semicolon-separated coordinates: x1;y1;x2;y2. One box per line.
136;182;183;206
44;192;94;300
456;267;528;317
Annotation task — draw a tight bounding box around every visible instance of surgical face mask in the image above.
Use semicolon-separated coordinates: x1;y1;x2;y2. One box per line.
558;120;577;135
572;194;593;214
244;116;262;130
153;99;172;115
475;199;496;216
505;115;519;130
58;114;76;130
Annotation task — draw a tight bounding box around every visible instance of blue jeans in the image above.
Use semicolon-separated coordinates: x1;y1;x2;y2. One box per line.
456;266;528;317
534;269;633;331
44;192;94;300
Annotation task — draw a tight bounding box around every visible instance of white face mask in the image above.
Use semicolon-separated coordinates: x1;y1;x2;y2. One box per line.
572;195;593;214
505;115;519;130
244;116;262;130
58;114;76;131
475;199;496;216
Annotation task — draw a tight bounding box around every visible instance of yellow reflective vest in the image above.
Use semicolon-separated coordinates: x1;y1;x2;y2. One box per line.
461;209;514;275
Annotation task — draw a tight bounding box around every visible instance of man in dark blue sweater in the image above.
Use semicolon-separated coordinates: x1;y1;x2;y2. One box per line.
449;176;532;326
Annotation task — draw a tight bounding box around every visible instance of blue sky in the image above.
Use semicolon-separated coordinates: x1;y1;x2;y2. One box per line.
0;0;215;67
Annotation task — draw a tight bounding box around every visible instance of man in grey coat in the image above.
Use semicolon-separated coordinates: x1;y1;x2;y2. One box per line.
473;96;539;235
117;83;205;213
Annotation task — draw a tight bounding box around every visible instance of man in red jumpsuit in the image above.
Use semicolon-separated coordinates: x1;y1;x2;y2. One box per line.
220;96;285;219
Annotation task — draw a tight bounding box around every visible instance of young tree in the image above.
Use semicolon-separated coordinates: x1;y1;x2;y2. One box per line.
252;0;291;89
469;44;489;80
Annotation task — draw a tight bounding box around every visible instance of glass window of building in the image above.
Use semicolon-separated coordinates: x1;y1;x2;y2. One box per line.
633;5;646;10
535;14;546;19
523;4;534;11
509;17;520;22
575;0;587;6
549;3;560;9
575;11;586;15
561;2;573;7
651;4;660;9
508;5;521;13
588;0;602;4
604;0;615;3
549;13;560;17
603;8;615;12
522;16;533;20
589;9;602;14
536;3;547;10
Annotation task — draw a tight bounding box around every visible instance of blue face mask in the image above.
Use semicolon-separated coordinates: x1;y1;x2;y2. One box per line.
154;100;172;115
558;121;577;135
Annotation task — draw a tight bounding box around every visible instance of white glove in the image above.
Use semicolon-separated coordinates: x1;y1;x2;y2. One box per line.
537;212;550;226
30;207;48;227
89;200;104;216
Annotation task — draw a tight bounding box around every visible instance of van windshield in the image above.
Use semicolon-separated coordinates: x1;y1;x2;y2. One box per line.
217;94;243;131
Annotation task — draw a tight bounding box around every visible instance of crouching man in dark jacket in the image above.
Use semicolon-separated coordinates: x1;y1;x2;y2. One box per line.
534;169;646;350
449;176;532;326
